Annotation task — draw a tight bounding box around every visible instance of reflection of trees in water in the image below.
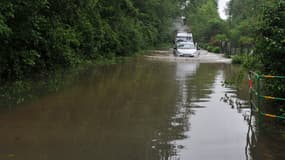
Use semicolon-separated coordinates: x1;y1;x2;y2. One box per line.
0;60;187;160
151;63;224;160
221;68;258;160
220;92;256;160
152;63;285;160
0;66;93;110
248;117;285;160
220;92;249;113
149;106;191;160
150;105;190;159
220;87;285;160
244;111;257;160
221;65;284;159
222;64;249;100
150;62;199;159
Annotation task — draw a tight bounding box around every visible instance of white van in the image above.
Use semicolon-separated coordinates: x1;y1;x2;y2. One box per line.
175;32;193;43
174;41;198;57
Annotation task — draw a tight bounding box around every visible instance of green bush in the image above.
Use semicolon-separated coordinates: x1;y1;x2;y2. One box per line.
203;44;220;53
211;46;220;53
0;0;181;81
255;1;285;98
242;54;260;69
231;55;243;64
231;54;261;69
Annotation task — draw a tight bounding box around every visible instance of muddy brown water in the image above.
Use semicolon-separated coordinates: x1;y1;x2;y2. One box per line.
0;56;284;160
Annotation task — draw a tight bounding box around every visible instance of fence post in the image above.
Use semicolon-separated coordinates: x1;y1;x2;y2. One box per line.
257;75;262;118
248;72;253;111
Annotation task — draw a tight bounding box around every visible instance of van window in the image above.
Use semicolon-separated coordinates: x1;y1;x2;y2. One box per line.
176;36;192;41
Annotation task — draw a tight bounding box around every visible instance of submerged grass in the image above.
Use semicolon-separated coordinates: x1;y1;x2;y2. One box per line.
0;47;155;110
0;55;132;109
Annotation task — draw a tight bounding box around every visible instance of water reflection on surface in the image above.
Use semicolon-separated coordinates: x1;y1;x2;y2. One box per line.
173;69;250;160
0;58;284;160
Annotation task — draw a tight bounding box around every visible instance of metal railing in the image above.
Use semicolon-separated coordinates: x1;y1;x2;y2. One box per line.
248;71;285;120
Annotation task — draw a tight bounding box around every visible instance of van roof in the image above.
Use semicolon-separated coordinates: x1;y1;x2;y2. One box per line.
176;32;192;37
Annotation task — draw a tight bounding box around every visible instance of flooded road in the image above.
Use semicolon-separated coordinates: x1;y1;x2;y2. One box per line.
0;55;285;160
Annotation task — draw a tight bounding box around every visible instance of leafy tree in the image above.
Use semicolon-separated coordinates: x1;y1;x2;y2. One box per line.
256;1;285;96
184;0;226;46
0;0;181;81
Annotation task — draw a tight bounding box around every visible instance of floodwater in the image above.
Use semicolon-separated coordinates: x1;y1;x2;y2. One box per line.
0;56;284;160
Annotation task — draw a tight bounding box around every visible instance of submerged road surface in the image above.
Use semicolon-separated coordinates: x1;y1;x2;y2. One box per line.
146;49;232;63
0;50;284;160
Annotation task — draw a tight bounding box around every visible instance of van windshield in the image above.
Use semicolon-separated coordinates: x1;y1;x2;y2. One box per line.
178;43;195;49
176;36;192;41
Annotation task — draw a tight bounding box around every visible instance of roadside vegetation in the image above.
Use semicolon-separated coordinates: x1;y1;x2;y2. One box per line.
0;0;180;83
228;0;285;99
0;0;182;107
1;0;284;107
231;54;261;69
183;0;284;99
182;0;226;53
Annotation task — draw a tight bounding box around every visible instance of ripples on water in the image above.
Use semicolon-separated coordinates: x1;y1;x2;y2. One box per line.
167;63;250;160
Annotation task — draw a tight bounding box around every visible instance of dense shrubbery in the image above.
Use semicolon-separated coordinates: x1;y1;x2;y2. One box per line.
228;0;285;106
183;0;280;57
0;0;179;82
255;1;285;97
203;44;220;53
231;55;243;64
182;0;284;99
231;54;261;69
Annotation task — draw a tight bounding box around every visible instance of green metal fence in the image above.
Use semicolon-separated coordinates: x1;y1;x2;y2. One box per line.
248;71;285;120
